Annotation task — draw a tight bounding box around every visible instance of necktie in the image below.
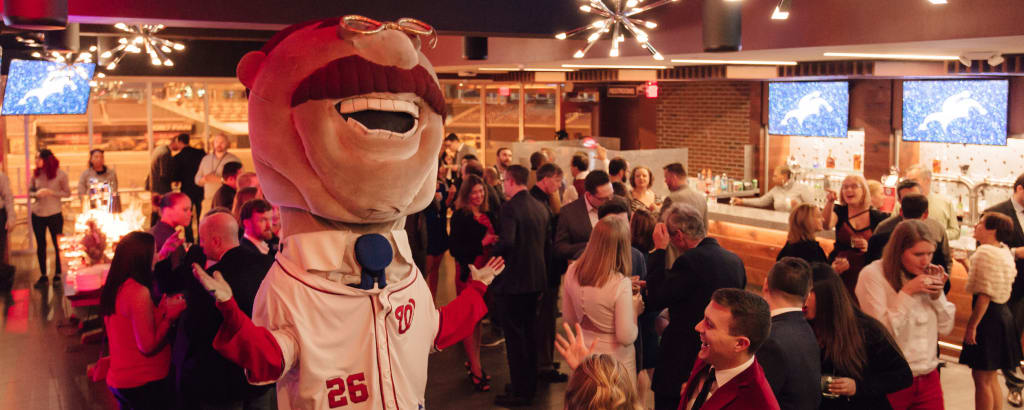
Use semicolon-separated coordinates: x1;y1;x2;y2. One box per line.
691;367;716;410
352;233;392;290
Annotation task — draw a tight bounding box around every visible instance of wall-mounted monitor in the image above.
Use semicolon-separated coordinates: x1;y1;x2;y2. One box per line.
902;79;1008;146
768;81;850;138
2;59;96;116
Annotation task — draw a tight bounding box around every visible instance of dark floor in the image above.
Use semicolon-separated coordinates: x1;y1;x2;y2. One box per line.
0;249;573;410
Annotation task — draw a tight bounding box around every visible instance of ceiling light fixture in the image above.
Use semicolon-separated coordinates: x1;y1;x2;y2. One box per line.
958;56;972;67
823;52;958;61
771;0;791;19
987;54;1005;66
670;58;797;65
101;23;185;70
928;0;948;4
561;63;670;69
478;67;577;72
554;0;680;61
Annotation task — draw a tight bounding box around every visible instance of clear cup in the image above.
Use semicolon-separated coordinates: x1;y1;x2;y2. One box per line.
821;374;839;398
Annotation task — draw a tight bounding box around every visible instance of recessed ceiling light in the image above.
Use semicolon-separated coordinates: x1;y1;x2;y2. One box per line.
928;0;948;4
478;67;576;72
670;59;797;66
561;64;671;69
823;52;958;61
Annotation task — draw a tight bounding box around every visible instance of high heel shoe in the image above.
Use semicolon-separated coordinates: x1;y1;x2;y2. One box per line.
464;361;491;380
468;371;490;392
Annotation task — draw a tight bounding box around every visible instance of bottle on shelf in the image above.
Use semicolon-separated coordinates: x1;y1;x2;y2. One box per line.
826;150;835;169
932;158;942;174
852;154;861;171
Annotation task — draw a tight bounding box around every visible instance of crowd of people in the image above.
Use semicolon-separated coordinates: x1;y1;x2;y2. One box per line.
12;130;1024;410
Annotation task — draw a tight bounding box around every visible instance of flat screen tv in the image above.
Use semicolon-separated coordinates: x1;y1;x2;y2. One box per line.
768;81;849;138
2;59;96;116
902;79;1008;146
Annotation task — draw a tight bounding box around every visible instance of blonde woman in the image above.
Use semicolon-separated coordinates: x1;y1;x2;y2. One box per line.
561;216;641;380
824;174;888;296
777;203;828;264
855;219;955;409
558;323;644;410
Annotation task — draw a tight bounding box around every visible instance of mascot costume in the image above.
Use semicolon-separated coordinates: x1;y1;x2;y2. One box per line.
192;15;504;409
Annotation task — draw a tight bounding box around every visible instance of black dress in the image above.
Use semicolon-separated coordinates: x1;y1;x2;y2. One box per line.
959;294;1023;371
818;313;913;410
829;206;888;299
777;240;828;264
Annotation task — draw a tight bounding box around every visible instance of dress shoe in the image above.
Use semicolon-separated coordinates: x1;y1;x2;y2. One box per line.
34;276;49;289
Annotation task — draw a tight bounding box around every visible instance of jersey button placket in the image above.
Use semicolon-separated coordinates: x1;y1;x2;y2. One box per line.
376;293;396;409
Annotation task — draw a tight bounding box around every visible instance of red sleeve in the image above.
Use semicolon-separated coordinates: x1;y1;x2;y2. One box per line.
434;280;489;349
213;298;285;383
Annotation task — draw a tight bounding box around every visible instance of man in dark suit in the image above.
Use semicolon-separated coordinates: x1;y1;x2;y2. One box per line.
680;289;779;410
554;170;614;262
530;163;569;383
648;203;747;410
174;212;275;409
211;161;243;210
170;133;206;242
985;172;1024;405
147;143;173;227
239;199;276;256
490;165;551;407
756;257;821;410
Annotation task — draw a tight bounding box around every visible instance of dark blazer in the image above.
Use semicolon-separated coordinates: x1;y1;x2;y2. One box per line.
756;311;822;410
147;146;173;194
554;198;592;262
172;146;206;204
239;236;275;257
490;190;550;295
211;184;236;210
819;313;912;410
530;185;563;287
449;208;497;280
173;247;274;405
680;358;780;410
865;216;952;273
776;240;827;264
986;200;1024;300
647;237;747;396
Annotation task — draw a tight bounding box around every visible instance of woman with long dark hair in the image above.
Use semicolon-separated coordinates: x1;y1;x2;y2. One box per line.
855;219;955;409
448;174;498;391
31;149;71;288
805;265;912;409
100;231;185;410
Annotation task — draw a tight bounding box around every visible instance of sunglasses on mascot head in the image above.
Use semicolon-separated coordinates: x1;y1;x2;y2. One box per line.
339;15;437;48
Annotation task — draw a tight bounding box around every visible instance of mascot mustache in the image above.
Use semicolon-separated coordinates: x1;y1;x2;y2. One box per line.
290;54;447;120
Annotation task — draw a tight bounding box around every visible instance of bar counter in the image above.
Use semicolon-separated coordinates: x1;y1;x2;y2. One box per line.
705;203;971;355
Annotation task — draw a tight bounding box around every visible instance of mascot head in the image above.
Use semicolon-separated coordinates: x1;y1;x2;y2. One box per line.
238;15;446;224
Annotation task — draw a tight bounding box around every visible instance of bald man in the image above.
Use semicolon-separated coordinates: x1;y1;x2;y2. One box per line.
174;212;277;409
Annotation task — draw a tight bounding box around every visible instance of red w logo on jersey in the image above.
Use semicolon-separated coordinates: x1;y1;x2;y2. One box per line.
396;298;415;334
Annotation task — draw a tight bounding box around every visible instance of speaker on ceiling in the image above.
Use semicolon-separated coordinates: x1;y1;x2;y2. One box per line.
2;0;67;30
44;22;80;52
463;37;488;60
702;0;742;52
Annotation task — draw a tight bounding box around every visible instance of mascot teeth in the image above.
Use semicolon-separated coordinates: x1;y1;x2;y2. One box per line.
335;96;421;139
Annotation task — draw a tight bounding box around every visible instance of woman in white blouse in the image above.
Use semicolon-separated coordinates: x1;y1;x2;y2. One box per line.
958;212;1021;410
855;219;955;409
561;215;642;381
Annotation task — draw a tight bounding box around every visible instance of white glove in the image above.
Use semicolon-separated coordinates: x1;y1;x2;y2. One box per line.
468;257;506;286
192;263;233;302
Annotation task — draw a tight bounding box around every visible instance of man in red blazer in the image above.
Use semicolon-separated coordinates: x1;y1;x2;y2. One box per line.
678;289;779;410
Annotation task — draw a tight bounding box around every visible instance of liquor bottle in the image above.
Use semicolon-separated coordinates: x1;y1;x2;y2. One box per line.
826;150;835;169
932;158;941;174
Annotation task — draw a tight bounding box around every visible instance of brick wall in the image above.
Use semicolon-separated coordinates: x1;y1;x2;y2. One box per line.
655;81;754;178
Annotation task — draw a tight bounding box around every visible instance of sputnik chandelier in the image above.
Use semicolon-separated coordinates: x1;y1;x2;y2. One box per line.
17;34;97;65
555;0;680;60
101;23;185;70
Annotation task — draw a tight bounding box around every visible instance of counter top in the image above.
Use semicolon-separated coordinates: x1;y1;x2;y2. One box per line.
707;203;835;240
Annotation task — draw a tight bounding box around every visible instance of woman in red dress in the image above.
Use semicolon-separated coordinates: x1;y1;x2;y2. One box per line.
449;175;499;392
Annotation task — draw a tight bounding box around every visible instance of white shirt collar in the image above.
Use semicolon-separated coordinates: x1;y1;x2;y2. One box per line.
770;307;804;317
713;355;756;389
278;229;414;289
244;232;270;254
1012;197;1024;215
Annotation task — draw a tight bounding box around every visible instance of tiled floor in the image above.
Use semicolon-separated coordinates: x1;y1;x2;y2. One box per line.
0;249;1005;409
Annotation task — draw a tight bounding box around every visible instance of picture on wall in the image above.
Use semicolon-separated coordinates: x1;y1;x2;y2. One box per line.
768;81;850;138
2;59;96;116
902;79;1008;146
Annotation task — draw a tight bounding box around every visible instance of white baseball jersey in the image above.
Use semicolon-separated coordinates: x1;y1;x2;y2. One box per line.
252;230;438;410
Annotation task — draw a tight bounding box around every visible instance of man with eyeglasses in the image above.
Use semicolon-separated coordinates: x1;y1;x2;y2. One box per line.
554;170;614;263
